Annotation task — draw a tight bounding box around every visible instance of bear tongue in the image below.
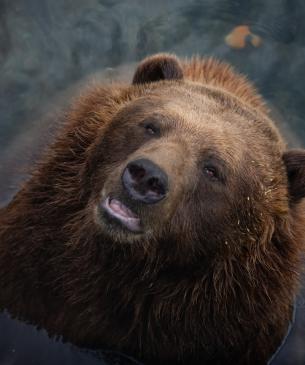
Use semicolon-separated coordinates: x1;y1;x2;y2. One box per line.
104;197;141;232
109;198;138;219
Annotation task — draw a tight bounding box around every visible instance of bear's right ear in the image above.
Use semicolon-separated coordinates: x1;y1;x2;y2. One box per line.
132;53;184;85
283;149;305;204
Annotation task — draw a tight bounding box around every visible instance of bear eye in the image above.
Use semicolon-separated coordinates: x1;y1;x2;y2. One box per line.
144;122;160;136
203;165;219;181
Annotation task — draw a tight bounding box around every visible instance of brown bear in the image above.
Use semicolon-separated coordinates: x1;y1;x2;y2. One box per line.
0;53;305;365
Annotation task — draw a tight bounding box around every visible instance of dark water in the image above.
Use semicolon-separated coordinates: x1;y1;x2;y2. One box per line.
0;312;142;365
0;0;305;364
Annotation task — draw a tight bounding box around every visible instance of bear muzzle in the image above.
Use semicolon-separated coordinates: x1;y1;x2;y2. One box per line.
101;158;169;233
98;159;168;234
122;158;168;204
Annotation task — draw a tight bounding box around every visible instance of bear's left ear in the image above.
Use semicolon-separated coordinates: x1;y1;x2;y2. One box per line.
283;149;305;204
132;53;184;85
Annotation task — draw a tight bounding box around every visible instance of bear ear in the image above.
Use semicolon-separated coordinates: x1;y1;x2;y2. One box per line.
283;149;305;204
132;53;184;85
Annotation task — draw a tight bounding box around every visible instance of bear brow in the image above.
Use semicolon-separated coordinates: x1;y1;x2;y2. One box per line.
188;84;255;118
180;84;281;143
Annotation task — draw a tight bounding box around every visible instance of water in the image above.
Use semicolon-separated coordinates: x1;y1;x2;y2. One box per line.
0;0;305;364
0;312;142;365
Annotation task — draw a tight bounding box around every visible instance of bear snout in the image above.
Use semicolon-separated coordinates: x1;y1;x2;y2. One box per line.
122;158;168;204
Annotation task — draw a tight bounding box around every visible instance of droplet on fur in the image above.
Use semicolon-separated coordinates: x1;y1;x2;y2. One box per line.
225;25;262;49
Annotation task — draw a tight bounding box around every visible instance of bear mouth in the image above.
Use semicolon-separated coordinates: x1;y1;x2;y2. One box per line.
101;197;141;232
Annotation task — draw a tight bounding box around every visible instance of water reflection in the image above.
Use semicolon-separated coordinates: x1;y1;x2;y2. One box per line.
0;0;304;364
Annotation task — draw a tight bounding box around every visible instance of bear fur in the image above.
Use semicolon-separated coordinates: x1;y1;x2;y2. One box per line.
0;53;305;365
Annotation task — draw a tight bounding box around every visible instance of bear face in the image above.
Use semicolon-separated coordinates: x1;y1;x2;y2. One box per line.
86;78;287;262
0;54;305;365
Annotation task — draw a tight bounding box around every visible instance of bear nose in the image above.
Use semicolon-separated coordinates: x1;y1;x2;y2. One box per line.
122;159;168;204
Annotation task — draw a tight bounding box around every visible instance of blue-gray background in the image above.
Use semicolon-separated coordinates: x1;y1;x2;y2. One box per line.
0;0;304;364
